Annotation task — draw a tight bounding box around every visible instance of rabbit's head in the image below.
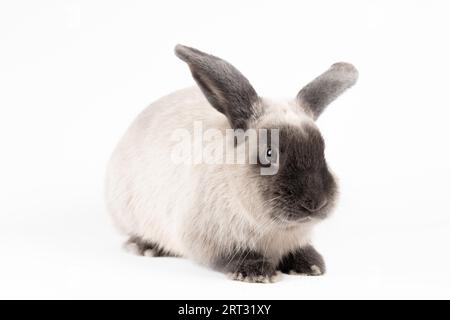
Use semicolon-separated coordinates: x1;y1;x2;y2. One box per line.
175;45;358;225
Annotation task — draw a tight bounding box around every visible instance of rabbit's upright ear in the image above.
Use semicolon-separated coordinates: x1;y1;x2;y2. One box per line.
175;45;260;130
297;63;358;120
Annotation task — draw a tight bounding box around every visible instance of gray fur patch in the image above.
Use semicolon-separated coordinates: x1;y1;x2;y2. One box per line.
297;62;358;119
175;44;260;130
215;248;278;281
278;244;326;276
125;236;178;257
254;124;338;221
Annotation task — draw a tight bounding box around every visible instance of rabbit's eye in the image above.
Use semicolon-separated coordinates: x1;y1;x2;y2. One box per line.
258;146;278;168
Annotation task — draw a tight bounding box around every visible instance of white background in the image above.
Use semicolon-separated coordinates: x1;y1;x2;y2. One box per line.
1;0;449;299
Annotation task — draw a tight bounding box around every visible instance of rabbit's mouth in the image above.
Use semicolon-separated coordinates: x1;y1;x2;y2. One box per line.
271;214;313;229
271;200;332;224
272;208;309;223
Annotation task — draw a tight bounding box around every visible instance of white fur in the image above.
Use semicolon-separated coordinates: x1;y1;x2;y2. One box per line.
123;242;140;255
228;271;282;283
143;249;155;257
105;86;316;267
310;265;322;275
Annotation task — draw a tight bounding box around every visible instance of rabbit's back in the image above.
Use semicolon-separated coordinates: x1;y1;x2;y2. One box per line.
105;86;227;255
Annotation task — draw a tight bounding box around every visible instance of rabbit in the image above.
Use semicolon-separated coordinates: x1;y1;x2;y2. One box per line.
105;44;358;283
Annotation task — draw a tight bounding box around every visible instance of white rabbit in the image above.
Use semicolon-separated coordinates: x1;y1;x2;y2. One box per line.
105;45;358;282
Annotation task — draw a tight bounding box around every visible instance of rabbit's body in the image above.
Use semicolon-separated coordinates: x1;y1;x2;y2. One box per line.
106;45;358;282
106;87;210;257
106;86;313;264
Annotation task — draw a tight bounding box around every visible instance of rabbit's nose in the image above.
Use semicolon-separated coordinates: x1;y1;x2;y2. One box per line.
301;198;328;213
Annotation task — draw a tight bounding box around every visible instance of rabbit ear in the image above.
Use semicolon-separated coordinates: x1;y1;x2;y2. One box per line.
175;45;260;130
297;62;358;120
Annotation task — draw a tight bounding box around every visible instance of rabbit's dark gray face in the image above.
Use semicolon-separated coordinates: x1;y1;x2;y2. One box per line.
255;124;338;223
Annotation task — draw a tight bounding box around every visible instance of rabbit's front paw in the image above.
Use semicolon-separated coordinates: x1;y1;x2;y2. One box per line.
278;245;326;276
217;249;280;283
227;270;281;283
288;264;324;276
